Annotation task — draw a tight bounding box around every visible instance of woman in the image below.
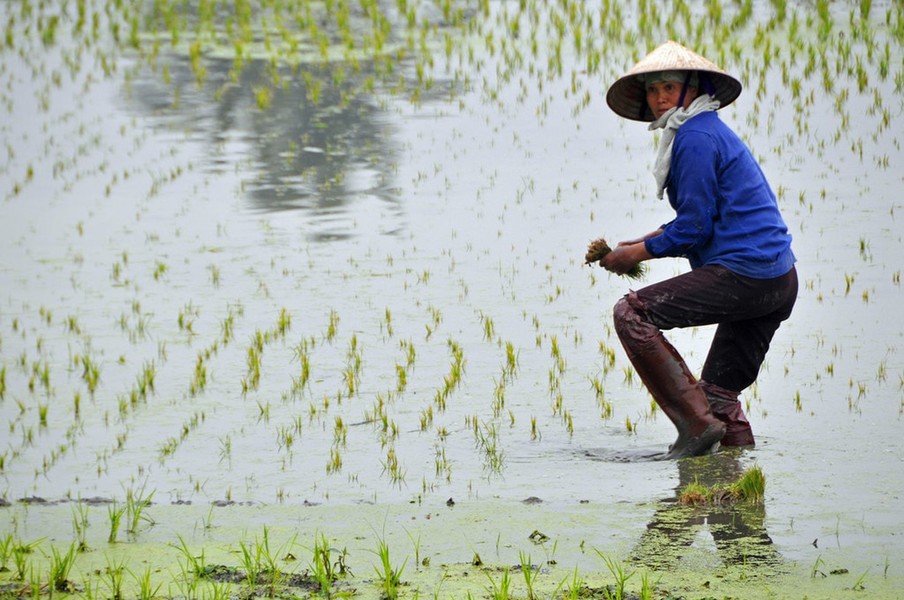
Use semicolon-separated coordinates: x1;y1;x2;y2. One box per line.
593;41;797;459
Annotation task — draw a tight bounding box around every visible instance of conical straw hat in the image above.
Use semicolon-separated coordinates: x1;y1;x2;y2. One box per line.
606;40;742;122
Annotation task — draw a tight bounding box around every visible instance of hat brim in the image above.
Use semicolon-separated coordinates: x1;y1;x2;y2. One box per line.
605;41;743;122
606;70;742;122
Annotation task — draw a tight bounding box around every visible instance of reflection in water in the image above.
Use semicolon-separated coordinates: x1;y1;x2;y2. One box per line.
630;452;782;573
126;50;447;241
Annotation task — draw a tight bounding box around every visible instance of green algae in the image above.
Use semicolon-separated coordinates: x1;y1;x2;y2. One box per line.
1;495;900;599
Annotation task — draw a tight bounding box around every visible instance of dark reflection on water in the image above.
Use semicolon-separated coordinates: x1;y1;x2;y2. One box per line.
630;452;783;573
125;51;450;241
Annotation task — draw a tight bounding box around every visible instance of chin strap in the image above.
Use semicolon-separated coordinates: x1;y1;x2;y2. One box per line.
676;70;694;108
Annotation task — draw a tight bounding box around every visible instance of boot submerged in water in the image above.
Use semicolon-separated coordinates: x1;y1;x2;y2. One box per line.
661;393;726;460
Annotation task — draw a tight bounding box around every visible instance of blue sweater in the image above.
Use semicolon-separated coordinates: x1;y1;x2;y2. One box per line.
644;111;795;279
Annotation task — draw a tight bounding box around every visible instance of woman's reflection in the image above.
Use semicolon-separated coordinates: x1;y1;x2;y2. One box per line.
630;451;782;572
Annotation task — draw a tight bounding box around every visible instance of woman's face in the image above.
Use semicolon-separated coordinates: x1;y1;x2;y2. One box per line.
646;80;698;119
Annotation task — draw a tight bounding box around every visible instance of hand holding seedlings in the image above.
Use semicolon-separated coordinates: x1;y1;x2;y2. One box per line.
584;238;647;279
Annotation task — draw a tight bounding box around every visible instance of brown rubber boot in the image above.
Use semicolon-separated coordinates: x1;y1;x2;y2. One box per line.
614;297;725;459
700;381;755;447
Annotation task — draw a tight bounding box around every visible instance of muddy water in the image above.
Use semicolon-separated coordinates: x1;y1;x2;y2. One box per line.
2;1;903;597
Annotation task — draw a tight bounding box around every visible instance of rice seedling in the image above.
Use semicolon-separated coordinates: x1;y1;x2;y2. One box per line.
238;538;263;587
173;554;203;599
71;501;90;550
275;307;292;338
326;309;340;342
623;366;635;385
371;535;407;600
484;567;512;600
135;360;156;399
239;526;296;592
381;445;406;485
561;566;584;600
474;419;505;475
206;580;233;600
811;554;827;578
124;484;156;535
33;360;50;395
340;366;359;398
679;466;767;506
190;352;208;396
480;311;495;341
177;302;198;334
503;340;518;379
382;307;394;337
730;465;767;502
153;261;167;280
48;541;79;592
326;447;342;474
624;415;638;434
403;528;422;571
308;533;338;597
0;534;14;572
434;446;452;481
852;568;869;591
17;565;41;600
78;572;103;600
10;538;41;582
220;310;236;344
101;554;128;600
159;436;179;459
107;501;126;543
172;536;210;582
549;335;565;375
129;565;163;600
595;551;635;600
403;339;416;368
519;551;538;600
635;568;660;599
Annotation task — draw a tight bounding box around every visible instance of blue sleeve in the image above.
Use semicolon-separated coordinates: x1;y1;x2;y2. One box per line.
645;131;719;259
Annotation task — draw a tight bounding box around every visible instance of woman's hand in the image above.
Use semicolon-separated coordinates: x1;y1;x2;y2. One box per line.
601;241;652;275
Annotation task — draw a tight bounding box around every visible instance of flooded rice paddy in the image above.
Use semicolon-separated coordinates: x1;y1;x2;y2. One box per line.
1;0;904;598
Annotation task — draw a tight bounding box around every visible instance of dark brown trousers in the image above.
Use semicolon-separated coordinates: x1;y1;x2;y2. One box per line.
621;264;798;394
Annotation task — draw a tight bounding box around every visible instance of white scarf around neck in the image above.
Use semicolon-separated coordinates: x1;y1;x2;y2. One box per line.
648;94;721;199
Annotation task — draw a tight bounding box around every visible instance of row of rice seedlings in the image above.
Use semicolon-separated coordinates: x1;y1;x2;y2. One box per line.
480;547;658;600
14;2;902;146
0;287;620;498
524;0;896;150
433;338;466;412
239;307;292;394
119;0;462;109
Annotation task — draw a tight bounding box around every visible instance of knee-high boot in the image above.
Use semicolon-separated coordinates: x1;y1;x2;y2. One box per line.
700;381;755;447
614;296;725;459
